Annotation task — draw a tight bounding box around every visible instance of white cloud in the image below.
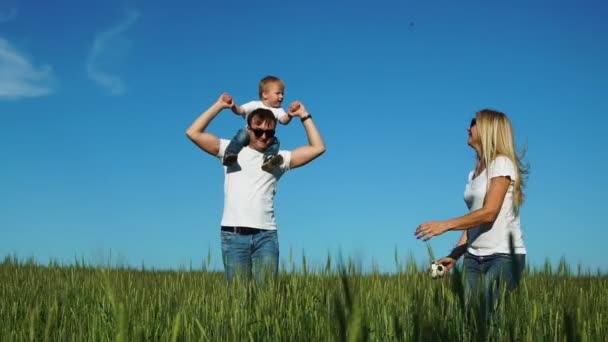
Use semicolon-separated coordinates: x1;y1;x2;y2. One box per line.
0;38;53;100
86;10;140;96
0;8;17;23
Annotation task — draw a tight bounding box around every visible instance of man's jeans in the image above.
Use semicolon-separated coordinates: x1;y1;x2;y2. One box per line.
226;128;280;158
463;253;526;317
220;228;279;284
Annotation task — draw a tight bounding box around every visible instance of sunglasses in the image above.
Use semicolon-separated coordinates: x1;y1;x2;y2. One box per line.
249;126;276;139
470;118;477;128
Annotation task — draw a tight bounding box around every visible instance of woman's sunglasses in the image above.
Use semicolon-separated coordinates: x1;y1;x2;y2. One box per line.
470;118;476;128
249;126;276;138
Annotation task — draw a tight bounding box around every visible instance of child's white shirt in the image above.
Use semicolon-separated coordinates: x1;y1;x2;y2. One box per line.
241;101;288;121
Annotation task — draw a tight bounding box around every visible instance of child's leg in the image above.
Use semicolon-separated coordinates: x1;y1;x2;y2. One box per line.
263;136;280;158
261;137;283;172
223;129;250;165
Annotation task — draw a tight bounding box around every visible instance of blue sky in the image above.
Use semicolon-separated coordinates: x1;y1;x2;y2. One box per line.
1;0;607;272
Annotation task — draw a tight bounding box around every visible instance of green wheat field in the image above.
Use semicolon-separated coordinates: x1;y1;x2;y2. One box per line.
1;253;607;341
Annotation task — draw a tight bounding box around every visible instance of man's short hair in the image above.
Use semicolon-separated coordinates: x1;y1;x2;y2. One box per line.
247;108;277;127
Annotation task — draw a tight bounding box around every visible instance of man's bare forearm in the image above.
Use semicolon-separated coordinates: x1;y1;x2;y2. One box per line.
301;115;325;152
186;102;223;138
186;93;233;156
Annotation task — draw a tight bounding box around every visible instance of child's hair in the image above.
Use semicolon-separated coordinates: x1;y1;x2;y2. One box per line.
476;109;529;214
258;75;284;99
247;108;277;127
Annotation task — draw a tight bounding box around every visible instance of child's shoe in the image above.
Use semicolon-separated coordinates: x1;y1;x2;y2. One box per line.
223;152;238;166
261;154;283;172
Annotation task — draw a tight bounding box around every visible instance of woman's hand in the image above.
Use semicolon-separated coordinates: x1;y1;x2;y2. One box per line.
436;256;458;272
414;221;449;241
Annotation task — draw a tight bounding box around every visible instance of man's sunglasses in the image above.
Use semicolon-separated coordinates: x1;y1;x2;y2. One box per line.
249;126;276;138
470;118;476;128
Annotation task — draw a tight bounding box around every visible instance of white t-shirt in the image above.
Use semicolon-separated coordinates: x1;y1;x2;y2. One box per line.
241;101;288;121
216;139;291;230
464;155;527;256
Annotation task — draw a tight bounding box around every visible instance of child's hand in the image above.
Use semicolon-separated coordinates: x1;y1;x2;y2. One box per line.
288;101;307;117
216;93;234;108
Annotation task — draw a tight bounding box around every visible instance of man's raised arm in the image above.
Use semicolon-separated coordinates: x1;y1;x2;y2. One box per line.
185;93;233;156
288;101;326;169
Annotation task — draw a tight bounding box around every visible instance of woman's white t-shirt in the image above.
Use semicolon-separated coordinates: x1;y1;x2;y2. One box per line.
464;156;527;256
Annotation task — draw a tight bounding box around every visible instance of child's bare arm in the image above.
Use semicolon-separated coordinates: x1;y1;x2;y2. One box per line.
230;101;246;116
279;114;292;125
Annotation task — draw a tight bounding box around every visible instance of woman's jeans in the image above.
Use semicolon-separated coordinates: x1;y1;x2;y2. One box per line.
463;252;526;317
220;228;279;285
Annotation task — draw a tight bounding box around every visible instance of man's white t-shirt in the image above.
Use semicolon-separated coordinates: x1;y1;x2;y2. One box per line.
241;101;288;121
216;139;291;230
464;155;527;256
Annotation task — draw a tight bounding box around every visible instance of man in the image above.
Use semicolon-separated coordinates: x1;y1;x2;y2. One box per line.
186;93;326;283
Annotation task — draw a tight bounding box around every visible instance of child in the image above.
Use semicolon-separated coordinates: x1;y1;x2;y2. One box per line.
224;75;293;171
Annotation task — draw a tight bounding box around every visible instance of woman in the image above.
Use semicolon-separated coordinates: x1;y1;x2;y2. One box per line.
414;109;528;305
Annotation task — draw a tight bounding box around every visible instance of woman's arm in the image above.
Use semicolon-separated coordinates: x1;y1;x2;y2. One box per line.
415;176;511;241
436;231;468;271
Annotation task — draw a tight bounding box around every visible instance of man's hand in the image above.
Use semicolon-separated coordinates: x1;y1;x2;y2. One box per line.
288;101;307;117
287;100;325;169
185;94;230;156
217;93;235;109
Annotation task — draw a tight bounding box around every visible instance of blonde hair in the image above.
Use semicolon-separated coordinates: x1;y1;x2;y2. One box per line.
258;75;284;99
476;109;529;213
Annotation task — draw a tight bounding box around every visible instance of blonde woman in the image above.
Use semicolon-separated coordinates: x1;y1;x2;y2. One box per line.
414;109;528;301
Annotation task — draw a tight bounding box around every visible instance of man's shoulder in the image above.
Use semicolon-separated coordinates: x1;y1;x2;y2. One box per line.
278;150;292;171
217;139;230;158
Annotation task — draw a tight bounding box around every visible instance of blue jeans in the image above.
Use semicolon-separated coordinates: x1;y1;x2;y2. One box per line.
463;253;526;317
225;129;280;157
220;228;279;284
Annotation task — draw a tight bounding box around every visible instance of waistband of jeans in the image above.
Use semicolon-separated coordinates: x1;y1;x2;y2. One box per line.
221;226;265;235
465;252;524;259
